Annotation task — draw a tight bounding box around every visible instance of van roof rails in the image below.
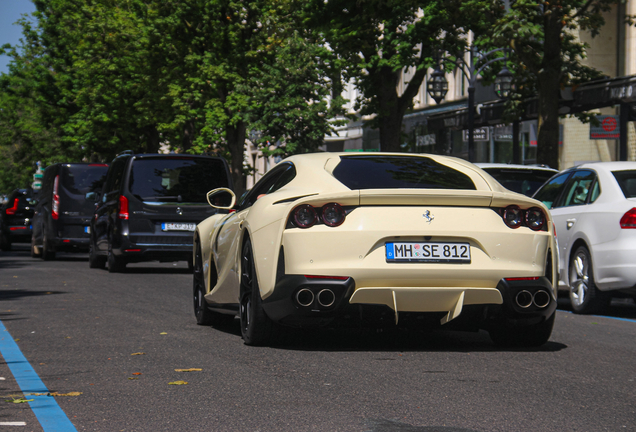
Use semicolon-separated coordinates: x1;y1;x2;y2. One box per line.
116;150;134;157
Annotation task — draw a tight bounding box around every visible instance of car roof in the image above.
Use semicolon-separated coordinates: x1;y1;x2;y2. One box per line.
570;161;636;172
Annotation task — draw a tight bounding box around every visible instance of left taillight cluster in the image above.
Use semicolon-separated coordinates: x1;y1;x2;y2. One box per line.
500;205;547;231
290;203;346;228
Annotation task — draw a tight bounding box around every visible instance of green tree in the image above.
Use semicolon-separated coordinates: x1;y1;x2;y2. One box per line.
304;0;501;152
492;0;630;169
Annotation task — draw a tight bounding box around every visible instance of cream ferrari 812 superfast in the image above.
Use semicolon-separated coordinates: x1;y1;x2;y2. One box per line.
192;153;557;347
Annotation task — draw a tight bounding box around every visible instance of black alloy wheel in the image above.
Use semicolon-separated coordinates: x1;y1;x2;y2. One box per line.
239;238;274;346
88;239;106;269
193;242;233;326
107;236;125;273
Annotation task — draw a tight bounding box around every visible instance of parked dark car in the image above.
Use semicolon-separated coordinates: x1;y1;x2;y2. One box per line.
31;163;109;259
0;189;37;251
89;152;233;272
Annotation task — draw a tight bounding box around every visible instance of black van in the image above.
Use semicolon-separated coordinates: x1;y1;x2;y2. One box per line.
0;189;37;251
31;163;109;259
89;152;232;272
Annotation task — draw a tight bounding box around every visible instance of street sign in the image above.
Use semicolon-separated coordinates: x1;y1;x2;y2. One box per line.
462;128;489;142
590;115;620;139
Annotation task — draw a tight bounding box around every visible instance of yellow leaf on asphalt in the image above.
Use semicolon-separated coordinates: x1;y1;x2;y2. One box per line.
50;392;82;397
168;381;188;385
128;377;138;380
130;352;145;356
9;398;33;404
175;368;202;372
132;372;142;375
160;332;167;335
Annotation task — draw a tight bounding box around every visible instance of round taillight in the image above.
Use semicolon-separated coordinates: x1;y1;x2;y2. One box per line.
321;203;345;227
503;205;523;229
525;207;545;231
620;208;636;229
293;205;317;228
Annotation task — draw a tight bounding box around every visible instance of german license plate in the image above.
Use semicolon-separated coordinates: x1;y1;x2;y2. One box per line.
385;242;471;263
84;226;90;234
162;222;196;232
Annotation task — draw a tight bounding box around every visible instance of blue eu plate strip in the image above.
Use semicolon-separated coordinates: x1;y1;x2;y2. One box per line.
0;320;77;431
385;243;394;260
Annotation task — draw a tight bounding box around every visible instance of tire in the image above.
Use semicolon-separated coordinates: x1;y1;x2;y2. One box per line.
569;245;610;314
88;241;106;269
30;235;42;258
239;238;274;346
42;230;56;261
107;239;125;273
489;313;555;348
0;232;12;252
193;242;233;326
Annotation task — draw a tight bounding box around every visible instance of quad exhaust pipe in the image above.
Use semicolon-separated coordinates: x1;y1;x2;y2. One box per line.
317;289;336;307
295;288;314;307
515;289;551;309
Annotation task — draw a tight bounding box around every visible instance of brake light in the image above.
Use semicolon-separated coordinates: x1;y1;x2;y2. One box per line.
5;198;19;215
292;205;317;228
525;207;546;231
9;226;27;231
503;205;523;229
620;208;636;228
118;195;129;220
52;175;60;220
321;203;346;227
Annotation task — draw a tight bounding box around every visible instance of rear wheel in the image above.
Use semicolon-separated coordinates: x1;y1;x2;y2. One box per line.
489;313;555;348
42;230;56;260
89;241;106;269
239;238;274;346
569;246;610;314
193;242;233;326
107;238;125;273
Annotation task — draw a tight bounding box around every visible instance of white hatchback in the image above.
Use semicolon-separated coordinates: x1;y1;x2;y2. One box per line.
533;162;636;313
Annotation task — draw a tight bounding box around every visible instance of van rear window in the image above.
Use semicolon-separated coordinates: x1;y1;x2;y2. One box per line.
332;156;476;190
129;157;230;203
61;165;109;195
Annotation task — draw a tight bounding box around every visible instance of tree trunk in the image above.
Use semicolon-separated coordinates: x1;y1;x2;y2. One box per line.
226;121;247;197
536;10;563;170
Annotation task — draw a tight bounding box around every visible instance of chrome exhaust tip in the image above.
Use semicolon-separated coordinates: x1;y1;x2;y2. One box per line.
295;288;314;307
515;290;533;308
533;290;551;308
317;289;336;308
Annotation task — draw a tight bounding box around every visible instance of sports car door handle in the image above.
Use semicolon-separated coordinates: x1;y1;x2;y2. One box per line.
566;218;576;230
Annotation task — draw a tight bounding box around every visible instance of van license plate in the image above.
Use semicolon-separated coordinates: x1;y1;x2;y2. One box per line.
162;223;196;232
385;242;470;263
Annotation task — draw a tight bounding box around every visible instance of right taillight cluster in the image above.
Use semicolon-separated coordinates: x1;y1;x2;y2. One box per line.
620;208;636;228
501;205;546;231
52;175;60;220
291;203;346;228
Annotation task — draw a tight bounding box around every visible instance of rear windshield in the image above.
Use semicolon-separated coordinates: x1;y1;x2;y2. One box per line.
612;170;636;198
129;157;230;203
482;168;555;196
61;165;109;195
332;156;476;190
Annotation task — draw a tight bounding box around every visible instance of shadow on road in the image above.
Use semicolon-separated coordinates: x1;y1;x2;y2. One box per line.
0;290;67;302
208;318;568;353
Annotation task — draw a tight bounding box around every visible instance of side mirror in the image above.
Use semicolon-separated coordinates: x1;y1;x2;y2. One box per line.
85;192;96;202
206;188;236;209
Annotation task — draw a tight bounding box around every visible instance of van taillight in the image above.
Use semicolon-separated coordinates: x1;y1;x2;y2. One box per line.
118;195;129;220
52;175;60;220
5;198;19;215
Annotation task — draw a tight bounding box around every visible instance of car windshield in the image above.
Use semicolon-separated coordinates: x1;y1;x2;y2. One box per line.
482;168;556;196
612;170;636;198
332;156;476;190
129;157;230;203
61;165;109;195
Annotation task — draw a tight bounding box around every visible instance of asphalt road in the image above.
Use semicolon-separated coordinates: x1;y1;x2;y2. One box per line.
1;243;635;432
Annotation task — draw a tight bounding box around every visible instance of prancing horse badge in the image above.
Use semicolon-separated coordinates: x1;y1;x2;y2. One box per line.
423;210;434;224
